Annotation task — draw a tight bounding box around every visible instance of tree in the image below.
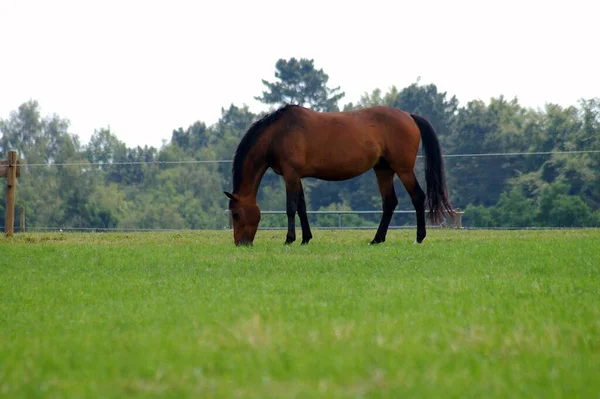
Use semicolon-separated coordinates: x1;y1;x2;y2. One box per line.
0;100;86;166
492;187;536;227
255;58;345;112
388;80;459;138
86;128;127;165
120;145;157;185
463;204;495;227
171;121;211;153
0;100;43;159
85;127;128;183
443;97;530;208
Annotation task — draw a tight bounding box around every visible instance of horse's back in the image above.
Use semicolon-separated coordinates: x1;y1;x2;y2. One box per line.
303;105;421;164
272;106;421;179
301;106;419;143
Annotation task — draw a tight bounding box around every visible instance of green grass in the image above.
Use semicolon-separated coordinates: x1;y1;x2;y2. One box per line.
1;229;599;398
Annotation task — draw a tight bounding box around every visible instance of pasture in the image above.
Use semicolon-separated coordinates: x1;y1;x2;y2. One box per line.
1;229;599;398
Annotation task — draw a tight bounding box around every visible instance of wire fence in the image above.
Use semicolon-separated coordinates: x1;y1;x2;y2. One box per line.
4;150;600;232
17;149;600;168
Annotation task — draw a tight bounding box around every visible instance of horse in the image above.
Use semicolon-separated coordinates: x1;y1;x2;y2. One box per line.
224;104;454;246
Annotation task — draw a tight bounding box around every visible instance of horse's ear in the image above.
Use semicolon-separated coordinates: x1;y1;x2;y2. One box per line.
224;191;237;201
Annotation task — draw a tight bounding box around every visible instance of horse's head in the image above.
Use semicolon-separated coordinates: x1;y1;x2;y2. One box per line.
224;191;261;246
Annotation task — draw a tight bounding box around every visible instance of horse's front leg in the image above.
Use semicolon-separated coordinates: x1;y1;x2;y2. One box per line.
284;177;300;245
297;181;313;245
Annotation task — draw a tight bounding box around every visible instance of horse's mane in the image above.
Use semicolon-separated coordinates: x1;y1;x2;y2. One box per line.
232;104;297;193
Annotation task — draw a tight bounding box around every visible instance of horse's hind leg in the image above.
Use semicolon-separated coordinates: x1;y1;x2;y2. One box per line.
283;176;300;245
397;170;427;243
371;166;398;245
298;181;313;245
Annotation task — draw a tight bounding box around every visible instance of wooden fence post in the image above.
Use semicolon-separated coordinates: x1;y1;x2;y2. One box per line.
455;212;463;228
2;151;20;237
20;206;25;232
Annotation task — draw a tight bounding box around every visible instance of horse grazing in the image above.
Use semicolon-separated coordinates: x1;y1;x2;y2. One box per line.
224;104;454;246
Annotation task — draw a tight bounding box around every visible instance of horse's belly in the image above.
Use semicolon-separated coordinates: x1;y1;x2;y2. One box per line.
303;153;379;181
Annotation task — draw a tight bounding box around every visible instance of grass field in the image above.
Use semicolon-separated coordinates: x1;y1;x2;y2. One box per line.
1;229;599;398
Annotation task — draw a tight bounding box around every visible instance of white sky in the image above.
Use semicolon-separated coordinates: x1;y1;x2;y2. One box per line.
1;0;598;149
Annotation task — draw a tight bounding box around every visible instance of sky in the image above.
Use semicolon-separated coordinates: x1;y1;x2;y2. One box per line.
1;0;598;149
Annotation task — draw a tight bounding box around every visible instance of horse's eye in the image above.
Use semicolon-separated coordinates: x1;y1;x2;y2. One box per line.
232;212;240;221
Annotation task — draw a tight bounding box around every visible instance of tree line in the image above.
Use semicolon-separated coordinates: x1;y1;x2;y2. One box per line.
1;58;599;230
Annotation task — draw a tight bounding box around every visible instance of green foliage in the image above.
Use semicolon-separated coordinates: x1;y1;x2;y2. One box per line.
493;187;537;227
463;181;600;228
547;195;597;227
537;182;598;227
171;121;211;153
312;202;372;228
390;80;459;138
464;204;495;227
86;127;127;165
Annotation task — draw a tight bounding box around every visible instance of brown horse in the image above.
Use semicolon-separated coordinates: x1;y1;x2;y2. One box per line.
224;104;454;246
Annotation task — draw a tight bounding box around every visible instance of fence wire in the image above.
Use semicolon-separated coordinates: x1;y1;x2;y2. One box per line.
17;149;600;168
4;150;600;232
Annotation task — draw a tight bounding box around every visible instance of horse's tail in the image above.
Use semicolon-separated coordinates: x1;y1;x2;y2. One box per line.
410;113;455;224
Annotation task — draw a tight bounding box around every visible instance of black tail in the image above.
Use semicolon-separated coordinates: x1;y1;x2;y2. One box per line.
410;113;454;224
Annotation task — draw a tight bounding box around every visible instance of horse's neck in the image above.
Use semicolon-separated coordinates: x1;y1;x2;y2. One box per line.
235;148;269;201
